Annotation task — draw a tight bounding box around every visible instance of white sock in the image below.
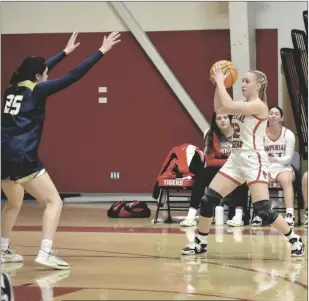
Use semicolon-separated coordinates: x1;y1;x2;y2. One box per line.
39;239;53;256
235;207;243;223
41;288;53;301
1;237;9;252
284;229;297;240
185;229;196;242
286;208;294;216
187;208;197;220
197;232;208;244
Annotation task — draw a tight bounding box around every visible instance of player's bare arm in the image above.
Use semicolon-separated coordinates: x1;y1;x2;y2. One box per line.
212;65;268;118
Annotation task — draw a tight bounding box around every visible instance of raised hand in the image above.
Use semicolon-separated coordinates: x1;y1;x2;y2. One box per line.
64;32;80;55
211;64;228;85
99;32;121;54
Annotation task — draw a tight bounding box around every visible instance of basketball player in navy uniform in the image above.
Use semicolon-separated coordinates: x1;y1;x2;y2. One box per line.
1;32;121;269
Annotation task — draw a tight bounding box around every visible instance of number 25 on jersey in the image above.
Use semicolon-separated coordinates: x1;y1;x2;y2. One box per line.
4;95;23;115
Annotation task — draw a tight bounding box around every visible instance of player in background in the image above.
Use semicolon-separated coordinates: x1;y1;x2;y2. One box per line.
180;113;248;228
254;106;296;227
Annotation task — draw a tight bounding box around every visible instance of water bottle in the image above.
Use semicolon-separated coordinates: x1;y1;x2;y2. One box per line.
215;205;224;225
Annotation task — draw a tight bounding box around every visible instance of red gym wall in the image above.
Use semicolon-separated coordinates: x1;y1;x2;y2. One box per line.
1;29;278;193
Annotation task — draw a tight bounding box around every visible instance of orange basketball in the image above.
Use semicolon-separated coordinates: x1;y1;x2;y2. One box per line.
210;60;238;88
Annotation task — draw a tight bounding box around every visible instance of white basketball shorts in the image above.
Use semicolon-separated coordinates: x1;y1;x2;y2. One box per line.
218;150;269;186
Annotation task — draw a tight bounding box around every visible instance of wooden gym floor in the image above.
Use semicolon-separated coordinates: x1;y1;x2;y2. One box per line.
2;202;308;301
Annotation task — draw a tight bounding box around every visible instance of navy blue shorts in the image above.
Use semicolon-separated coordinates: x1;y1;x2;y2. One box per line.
1;157;45;183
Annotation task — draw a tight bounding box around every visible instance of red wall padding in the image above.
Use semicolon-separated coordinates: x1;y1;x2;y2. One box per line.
1;29;278;192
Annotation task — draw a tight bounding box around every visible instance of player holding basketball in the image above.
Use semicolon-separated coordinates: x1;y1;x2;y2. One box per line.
1;32;121;269
181;65;305;257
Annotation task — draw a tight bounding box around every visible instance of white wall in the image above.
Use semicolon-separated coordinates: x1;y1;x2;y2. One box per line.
1;2;229;34
2;1;306;34
1;2;126;33
255;1;308;111
256;2;307;46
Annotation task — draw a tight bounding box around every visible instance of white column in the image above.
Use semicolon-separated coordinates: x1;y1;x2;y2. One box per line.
228;2;256;100
110;2;210;133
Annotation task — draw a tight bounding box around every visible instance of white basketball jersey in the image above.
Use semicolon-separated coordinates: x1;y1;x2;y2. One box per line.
231;113;267;151
264;126;290;158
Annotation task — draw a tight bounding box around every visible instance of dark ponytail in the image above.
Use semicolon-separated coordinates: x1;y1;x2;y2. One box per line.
10;70;21;85
9;56;47;86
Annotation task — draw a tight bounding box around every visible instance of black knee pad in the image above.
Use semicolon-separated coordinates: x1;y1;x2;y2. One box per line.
200;187;222;218
253;200;279;224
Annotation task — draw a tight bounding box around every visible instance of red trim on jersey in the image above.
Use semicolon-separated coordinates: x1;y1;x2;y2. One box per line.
255;152;262;180
247;180;269;186
218;171;241;185
266;126;282;142
253;152;269;184
253;120;263;149
252;115;268;121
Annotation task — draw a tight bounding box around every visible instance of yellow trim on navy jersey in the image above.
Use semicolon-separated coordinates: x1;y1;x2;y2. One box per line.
18;80;37;91
16;169;46;184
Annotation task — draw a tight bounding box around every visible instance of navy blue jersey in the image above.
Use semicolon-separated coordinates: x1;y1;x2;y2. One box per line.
2;50;104;162
2;82;46;161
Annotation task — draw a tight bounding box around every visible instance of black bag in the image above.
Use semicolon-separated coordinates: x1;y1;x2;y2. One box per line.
107;200;151;218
